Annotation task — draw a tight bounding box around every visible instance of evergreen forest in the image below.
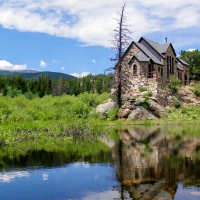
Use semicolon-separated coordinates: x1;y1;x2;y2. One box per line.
0;73;113;98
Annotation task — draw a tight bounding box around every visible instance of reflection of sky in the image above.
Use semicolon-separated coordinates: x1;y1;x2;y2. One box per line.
174;183;200;200
0;171;29;183
82;190;120;200
0;163;119;200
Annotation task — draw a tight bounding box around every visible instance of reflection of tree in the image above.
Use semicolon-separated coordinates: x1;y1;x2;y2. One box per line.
115;127;200;199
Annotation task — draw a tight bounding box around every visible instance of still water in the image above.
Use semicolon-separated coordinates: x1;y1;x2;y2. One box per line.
0;125;200;200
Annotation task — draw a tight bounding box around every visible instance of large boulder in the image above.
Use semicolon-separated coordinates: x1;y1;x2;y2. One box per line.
148;99;169;118
118;108;131;118
127;106;157;120
96;101;117;116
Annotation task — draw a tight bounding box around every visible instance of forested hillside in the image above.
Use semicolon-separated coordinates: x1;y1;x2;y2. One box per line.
0;70;74;80
0;73;113;98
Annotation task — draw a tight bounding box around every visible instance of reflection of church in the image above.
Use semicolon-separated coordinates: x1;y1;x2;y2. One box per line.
115;127;200;199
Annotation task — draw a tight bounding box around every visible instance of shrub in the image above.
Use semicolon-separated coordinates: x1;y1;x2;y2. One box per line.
143;91;152;100
168;75;181;93
139;87;147;92
7;87;22;98
192;83;200;96
107;106;119;120
78;92;99;107
173;97;180;108
139;101;150;110
25;90;38;100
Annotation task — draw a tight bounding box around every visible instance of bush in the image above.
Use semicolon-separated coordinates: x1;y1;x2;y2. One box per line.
168;75;181;93
139;87;147;92
192;83;200;96
143;91;152;100
107;107;119;120
139;101;150;110
7;87;22;98
173;97;180;108
25;90;38;100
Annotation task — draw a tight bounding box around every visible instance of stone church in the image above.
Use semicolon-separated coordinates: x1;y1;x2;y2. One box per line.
116;37;190;97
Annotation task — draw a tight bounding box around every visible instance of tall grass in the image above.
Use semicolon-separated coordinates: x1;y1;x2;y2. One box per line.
0;92;110;145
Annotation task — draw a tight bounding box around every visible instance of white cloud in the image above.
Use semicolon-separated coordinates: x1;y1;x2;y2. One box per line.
40;60;47;67
42;173;48;181
92;59;96;63
82;190;120;200
0;60;27;70
0;1;199;48
61;67;65;70
70;72;90;78
0;171;29;183
187;49;196;52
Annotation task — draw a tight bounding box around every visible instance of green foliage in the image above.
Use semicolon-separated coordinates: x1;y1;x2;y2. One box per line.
139;101;150;110
7;87;22;98
139;87;147;92
168;75;181;93
181;107;187;114
173;97;181;108
78;92;108;107
180;49;200;80
167;105;200;120
143;91;152;100
25;90;38;100
0;93;110;124
138;91;152;110
191;83;200;96
107;106;119;120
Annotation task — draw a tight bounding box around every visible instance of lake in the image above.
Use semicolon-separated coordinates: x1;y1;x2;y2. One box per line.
0;125;200;200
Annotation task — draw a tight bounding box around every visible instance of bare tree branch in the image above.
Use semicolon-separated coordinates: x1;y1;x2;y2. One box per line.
109;2;132;107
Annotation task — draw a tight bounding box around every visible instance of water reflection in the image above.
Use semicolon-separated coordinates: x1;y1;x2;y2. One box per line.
115;127;200;199
0;126;200;199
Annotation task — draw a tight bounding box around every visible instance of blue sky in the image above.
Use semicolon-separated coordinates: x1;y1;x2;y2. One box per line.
0;0;200;77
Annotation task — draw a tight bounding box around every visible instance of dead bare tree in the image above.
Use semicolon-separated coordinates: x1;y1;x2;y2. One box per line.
110;3;132;107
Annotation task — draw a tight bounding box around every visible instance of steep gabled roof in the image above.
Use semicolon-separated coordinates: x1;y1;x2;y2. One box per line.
135;51;150;62
135;42;164;65
176;57;190;66
139;37;176;57
129;51;150;64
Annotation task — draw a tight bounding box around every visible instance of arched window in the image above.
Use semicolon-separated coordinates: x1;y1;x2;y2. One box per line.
133;64;137;75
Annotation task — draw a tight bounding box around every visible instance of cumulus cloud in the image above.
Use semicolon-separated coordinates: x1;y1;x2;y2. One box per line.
187;49;196;52
0;171;29;183
92;59;96;63
70;72;90;78
0;1;199;47
0;60;27;70
61;67;65;70
40;60;47;67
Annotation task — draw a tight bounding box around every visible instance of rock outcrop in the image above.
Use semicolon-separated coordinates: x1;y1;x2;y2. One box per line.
177;86;200;106
96;101;116;116
96;86;200;121
127;106;156;120
148;99;169;118
118;97;168;120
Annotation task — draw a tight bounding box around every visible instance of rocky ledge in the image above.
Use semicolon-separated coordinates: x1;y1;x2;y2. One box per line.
96;86;200;120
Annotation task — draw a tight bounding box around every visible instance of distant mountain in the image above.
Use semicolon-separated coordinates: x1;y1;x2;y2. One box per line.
0;70;75;80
